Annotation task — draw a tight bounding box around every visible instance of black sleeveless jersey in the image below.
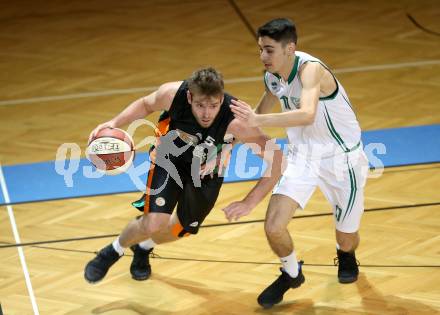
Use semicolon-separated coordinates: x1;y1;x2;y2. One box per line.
154;81;235;169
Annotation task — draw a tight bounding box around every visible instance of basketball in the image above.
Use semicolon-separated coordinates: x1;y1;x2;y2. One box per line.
86;127;135;175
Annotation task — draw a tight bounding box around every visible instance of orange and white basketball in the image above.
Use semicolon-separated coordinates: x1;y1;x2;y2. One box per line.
86;127;135;175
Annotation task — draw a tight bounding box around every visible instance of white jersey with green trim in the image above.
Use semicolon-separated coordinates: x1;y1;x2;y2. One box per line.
264;51;361;160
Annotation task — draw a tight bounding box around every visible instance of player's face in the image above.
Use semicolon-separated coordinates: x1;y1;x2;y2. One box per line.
187;91;224;128
258;36;295;74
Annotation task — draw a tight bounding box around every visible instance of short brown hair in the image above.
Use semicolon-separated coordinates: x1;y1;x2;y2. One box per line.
187;67;224;97
257;18;297;45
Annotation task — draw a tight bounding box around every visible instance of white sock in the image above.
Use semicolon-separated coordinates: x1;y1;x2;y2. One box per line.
139;239;157;250
336;243;340;250
280;251;299;278
112;237;125;256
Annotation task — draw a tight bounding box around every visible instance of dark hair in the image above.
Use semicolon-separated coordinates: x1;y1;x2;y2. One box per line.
257;18;297;45
187;67;224;97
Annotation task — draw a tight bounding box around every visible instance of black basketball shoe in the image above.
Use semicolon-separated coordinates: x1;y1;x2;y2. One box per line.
257;261;305;309
130;245;153;281
84;244;121;283
335;249;359;283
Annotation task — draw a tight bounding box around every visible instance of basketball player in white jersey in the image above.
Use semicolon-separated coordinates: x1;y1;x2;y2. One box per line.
224;18;369;308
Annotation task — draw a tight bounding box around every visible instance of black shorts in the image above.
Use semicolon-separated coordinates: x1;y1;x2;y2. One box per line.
132;161;224;235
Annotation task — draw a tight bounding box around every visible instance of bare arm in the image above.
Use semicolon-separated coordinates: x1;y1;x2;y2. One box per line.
255;90;278;114
230;62;323;127
89;81;182;141
222;119;284;221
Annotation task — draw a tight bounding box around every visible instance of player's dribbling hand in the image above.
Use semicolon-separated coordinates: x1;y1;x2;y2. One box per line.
230;99;258;127
88;121;116;144
222;201;252;222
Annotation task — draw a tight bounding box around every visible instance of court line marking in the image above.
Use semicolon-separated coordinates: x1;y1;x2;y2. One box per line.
228;0;257;40
0;163;40;315
1;201;438;249
1;59;440;106
10;245;440;268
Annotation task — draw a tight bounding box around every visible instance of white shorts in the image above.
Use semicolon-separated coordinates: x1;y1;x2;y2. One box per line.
273;148;369;233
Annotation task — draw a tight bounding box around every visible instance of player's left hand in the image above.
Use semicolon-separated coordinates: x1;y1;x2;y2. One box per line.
223;201;253;222
230;99;258;127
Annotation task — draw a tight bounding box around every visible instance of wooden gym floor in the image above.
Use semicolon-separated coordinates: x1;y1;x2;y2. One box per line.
0;0;439;314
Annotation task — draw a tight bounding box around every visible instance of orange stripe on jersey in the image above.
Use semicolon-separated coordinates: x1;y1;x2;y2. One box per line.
144;163;156;214
156;116;170;137
149;116;170;164
171;222;190;237
171;221;183;237
145;115;170;212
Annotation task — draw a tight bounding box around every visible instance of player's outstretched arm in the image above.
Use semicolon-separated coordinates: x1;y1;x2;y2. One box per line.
223;119;284;221
230;63;322;128
88;81;182;142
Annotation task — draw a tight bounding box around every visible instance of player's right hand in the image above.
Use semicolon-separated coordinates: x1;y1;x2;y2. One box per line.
88;121;116;144
230;99;258;127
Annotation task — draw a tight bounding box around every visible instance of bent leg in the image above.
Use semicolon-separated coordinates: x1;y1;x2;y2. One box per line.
130;211;190;281
151;211;184;244
258;195;306;309
257;159;318;308
119;212;171;248
318;151;368;283
265;194;299;257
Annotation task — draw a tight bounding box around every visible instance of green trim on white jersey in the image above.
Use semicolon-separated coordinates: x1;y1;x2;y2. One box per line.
263;51;362;159
287;56;300;84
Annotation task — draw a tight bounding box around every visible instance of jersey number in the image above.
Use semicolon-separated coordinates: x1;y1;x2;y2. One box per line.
281;96;291;110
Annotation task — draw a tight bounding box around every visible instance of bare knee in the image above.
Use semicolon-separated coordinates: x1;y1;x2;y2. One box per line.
139;213;170;236
264;195;299;239
264;221;284;238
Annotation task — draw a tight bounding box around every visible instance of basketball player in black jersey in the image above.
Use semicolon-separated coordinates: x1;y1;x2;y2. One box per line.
84;68;284;283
